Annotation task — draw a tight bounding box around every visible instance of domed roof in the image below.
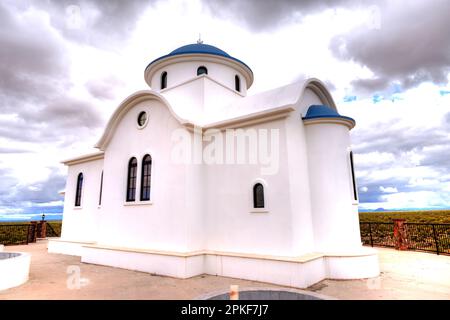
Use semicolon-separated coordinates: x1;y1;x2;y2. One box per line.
146;43;252;73
303;105;355;122
170;43;230;57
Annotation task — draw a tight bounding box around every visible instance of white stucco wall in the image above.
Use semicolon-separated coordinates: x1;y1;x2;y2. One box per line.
149;59;248;95
305;122;361;253
94;98;204;252
61;158;104;242
162;75;242;123
283;88;325;255
203;119;298;256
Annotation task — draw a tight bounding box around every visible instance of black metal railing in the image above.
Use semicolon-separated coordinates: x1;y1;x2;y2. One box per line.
360;222;395;248
0;224;31;246
46;223;60;238
360;222;450;255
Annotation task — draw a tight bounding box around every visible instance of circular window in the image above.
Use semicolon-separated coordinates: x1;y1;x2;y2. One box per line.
137;111;147;127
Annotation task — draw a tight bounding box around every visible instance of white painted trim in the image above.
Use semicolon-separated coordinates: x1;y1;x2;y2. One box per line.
95;90;193;151
123;201;153;207
62;152;104;166
303;117;355;129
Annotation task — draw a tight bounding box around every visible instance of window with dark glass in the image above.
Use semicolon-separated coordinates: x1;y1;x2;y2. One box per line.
137;111;147;127
350;151;358;201
75;173;83;207
235;75;240;92
253;183;265;208
99;171;103;206
140;154;152;201
161;71;167;89
197;66;208;75
126;158;138;202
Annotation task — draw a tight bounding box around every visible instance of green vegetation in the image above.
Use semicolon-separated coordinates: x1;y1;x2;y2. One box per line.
0;220;62;245
359;210;450;224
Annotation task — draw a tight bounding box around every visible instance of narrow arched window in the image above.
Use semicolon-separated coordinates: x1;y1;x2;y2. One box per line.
75;173;83;207
253;183;265;208
140;154;152;201
197;66;208;76
235;75;241;92
99;171;103;206
161;71;167;89
349;151;358;201
126;157;137;202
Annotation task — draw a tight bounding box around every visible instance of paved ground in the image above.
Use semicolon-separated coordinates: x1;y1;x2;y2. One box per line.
1;240;449;300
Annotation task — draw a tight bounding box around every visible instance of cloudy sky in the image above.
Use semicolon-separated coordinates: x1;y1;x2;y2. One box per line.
0;0;449;217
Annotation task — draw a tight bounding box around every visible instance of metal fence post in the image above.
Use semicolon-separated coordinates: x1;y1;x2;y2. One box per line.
432;224;440;255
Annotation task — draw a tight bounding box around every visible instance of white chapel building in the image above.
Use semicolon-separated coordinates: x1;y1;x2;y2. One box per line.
48;42;379;288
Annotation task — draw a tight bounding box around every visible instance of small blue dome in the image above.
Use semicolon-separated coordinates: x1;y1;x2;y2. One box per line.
303;105;355;122
146;43;252;73
169;43;231;57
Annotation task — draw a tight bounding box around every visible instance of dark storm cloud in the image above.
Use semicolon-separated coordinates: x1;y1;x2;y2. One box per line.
0;1;104;144
85;76;125;100
0;2;70;109
355;177;408;204
202;0;357;31
0;0;154;140
203;0;450;93
27;0;157;48
351;114;450;205
351;120;450;155
330;0;450;93
0;168;65;207
0;1;156;214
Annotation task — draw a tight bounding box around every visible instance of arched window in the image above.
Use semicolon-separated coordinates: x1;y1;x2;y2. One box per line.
126;157;138;202
197;66;208;76
99;171;103;206
253;183;265;208
140;154;152;201
349;151;358;201
235;75;241;92
161;71;167;89
75;173;83;207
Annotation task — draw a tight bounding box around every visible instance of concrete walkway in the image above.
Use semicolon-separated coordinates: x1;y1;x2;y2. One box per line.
1;240;449;299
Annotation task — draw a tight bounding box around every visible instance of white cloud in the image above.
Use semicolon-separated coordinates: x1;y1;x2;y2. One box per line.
379;186;398;193
359;186;368;193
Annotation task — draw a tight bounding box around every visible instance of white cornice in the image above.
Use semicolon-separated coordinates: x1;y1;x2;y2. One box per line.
61;152;104;166
303;117;356;130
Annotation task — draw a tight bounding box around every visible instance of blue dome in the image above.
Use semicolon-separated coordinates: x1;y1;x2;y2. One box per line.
170;43;230;57
303;105;355;122
146;43;252;73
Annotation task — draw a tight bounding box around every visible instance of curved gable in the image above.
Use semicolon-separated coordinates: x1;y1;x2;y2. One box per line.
95;90;192;151
301;78;337;111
